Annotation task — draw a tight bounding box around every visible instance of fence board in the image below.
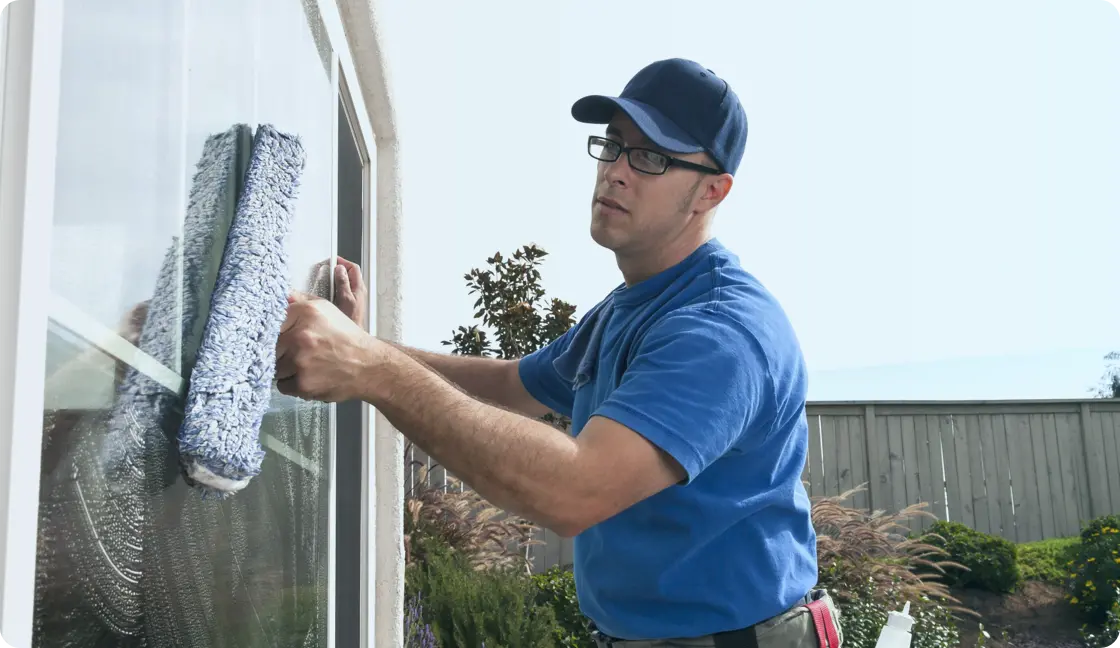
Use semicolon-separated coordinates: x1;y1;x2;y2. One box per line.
886;417;909;520
1012;414;1043;542
898;416;919;533
868;408;891;512
979;415;1004;537
963;416;990;535
847;414;869;510
989;416;1016;540
560;535;574;568
1058;413;1089;529
1103;412;1120;514
821;415;839;497
1083;406;1111;517
951;416;977;529
839;417;857;497
1040;414;1071;537
940;414;964;525
1028;414;1056;540
808;414;824;498
924;415;947;523
910;416;933;532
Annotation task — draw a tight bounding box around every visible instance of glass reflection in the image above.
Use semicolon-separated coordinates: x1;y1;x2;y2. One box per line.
33;0;337;645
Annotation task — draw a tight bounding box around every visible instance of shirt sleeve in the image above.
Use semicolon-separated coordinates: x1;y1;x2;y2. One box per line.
593;308;771;484
517;324;578;418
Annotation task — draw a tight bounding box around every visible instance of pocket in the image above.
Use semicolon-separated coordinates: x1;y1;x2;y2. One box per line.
752;605;814;646
753;590;843;648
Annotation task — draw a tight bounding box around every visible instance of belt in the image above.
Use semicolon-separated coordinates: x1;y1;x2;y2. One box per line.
591;590;840;648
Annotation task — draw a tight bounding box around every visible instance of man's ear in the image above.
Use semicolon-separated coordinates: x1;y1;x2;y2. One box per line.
703;174;734;210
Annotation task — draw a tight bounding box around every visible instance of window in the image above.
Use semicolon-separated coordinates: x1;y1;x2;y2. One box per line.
19;0;370;645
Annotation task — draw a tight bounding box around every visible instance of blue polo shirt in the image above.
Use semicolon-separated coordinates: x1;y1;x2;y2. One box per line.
517;238;818;640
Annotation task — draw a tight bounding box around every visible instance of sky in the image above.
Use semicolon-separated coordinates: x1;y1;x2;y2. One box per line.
376;0;1120;402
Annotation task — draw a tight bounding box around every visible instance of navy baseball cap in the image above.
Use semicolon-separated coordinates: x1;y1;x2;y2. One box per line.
571;58;748;176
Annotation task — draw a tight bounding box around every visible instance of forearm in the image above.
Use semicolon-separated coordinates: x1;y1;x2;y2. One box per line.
365;345;584;534
388;343;548;418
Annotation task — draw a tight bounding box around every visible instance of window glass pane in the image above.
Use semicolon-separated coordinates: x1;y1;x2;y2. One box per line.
256;0;336;296
48;1;190;372
33;0;336;646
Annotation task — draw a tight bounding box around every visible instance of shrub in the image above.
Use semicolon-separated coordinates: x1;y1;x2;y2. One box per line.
837;581;961;648
1082;515;1120;543
1068;515;1120;621
924;520;1021;593
532;567;593;648
406;539;560;648
404;464;539;573
1080;587;1120;648
812;486;973;648
1018;536;1080;584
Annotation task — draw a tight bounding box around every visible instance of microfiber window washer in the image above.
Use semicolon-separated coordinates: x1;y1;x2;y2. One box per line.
177;123;307;498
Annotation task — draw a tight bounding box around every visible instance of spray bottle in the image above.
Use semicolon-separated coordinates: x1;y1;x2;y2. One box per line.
874;601;915;648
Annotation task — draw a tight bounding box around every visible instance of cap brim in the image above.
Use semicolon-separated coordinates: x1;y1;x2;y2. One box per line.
571;95;705;155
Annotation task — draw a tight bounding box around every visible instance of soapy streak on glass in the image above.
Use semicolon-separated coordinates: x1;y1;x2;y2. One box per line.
36;324;331;646
48;292;320;475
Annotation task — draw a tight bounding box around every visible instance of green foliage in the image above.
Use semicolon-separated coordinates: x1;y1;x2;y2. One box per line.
1093;351;1120;398
1082;515;1120;543
1018;536;1080;584
405;540;561;648
835;582;961;648
925;520;1021;593
531;567;593;648
1080;587;1120;648
442;244;576;361
1068;516;1120;621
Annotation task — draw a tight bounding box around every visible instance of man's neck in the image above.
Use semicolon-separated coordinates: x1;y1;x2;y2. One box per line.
616;233;712;287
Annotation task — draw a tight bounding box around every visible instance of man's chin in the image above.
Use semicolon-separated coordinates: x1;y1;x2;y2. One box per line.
589;222;623;251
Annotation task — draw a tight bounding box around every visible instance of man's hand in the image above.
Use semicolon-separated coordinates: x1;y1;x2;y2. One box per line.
333;256;368;329
275;291;381;402
302;256;368;329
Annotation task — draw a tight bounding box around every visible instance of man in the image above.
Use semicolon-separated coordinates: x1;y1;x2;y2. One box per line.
276;58;843;647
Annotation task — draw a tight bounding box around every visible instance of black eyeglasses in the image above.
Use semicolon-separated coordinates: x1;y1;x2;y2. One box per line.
587;135;722;176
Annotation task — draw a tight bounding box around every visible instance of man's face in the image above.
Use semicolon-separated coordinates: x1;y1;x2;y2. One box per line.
589;114;718;255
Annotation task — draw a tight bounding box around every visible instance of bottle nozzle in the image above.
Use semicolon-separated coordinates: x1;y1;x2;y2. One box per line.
902;601;910;615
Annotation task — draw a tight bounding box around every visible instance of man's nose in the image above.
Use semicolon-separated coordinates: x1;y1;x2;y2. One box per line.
603;155;632;186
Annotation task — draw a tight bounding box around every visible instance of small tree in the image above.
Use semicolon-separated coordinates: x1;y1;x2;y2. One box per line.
442;244;577;362
1094;352;1120;399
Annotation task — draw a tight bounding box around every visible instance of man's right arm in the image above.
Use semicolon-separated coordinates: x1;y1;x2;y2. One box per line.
329;255;558;419
387;345;551;419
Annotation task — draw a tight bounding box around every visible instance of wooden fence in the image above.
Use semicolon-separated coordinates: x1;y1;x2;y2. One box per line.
407;399;1120;573
802;400;1120;540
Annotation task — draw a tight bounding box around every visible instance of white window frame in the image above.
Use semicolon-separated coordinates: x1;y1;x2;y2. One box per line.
0;1;65;645
0;0;399;645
